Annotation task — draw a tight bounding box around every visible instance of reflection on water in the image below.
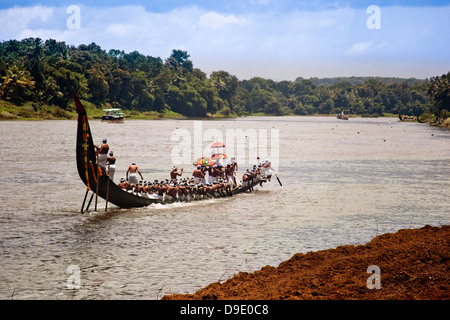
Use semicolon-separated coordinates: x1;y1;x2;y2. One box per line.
0;116;449;299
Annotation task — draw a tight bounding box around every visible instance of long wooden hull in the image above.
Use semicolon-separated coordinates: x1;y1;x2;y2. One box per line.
101;116;125;123
73;89;268;209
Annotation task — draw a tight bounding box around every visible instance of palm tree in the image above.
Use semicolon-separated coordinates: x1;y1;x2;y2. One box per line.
42;76;61;105
1;64;36;100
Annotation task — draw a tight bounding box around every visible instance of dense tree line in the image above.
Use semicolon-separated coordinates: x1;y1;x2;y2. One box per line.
0;38;234;117
0;38;445;119
426;72;450;123
301;76;424;87
236;76;435;117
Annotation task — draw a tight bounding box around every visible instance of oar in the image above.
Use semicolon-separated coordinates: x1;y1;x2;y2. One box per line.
80;188;89;214
105;163;110;212
270;165;282;187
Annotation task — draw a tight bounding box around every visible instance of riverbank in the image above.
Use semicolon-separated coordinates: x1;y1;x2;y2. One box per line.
0;102;392;121
163;225;449;300
0;99;185;120
2;100;449;128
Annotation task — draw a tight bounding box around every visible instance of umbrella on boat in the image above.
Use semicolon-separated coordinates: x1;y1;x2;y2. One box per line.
210;142;225;148
211;153;227;160
193;157;214;167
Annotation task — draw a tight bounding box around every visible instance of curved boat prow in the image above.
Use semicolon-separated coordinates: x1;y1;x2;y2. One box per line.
74;88;95;187
73;88;86;114
73;88;157;209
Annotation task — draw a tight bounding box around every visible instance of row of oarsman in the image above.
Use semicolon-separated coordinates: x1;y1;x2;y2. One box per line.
116;177;235;201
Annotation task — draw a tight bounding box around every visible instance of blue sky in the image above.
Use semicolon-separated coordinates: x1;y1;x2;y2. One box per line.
1;0;449;80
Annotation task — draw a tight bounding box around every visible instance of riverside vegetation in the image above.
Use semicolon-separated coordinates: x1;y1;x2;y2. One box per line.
0;38;449;124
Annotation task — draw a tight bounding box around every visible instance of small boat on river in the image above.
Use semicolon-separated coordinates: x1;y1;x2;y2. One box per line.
398;111;417;122
337;111;349;120
73;89;275;211
101;108;125;122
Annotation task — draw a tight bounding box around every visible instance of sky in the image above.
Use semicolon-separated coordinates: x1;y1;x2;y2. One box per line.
1;0;449;80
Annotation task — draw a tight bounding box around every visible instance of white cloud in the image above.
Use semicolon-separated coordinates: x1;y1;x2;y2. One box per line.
0;5;54;40
345;41;373;55
0;3;449;79
105;24;137;37
198;11;247;29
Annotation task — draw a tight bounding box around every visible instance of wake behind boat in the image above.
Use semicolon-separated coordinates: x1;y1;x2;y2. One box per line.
73;89;277;212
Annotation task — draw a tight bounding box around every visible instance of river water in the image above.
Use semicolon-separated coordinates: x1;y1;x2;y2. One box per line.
0;116;449;299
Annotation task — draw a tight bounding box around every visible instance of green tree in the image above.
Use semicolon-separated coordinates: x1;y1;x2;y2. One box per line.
1;64;35;101
427;73;450;122
210;70;238;109
165;49;193;73
41;75;62;105
318;98;334;114
86;68;109;103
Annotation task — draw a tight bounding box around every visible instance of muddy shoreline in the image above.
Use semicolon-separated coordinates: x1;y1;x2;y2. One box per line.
163;225;449;300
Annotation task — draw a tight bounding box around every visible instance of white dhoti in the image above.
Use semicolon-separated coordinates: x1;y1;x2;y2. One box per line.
108;164;116;181
231;172;241;185
98;153;107;168
128;173;138;185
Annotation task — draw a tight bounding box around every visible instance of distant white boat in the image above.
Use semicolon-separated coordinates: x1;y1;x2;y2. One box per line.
101;108;125;123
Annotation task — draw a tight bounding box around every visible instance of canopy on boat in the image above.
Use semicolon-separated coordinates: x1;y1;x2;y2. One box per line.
193;157;214;167
210;142;225;148
211;153;227;160
103;108;122;112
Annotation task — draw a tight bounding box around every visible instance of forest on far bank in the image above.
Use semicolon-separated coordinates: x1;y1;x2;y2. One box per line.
0;38;448;121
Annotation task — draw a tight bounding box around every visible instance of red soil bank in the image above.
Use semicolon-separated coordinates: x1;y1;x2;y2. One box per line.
163;225;449;300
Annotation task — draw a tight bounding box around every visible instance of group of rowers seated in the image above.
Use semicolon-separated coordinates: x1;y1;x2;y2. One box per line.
117;177;235;201
115;160;273;201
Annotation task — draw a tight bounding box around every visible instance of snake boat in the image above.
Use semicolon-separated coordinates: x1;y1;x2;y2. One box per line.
73;89;276;211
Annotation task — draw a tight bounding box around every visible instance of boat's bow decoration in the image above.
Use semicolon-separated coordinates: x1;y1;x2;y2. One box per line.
73;88;275;210
74;88;156;209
